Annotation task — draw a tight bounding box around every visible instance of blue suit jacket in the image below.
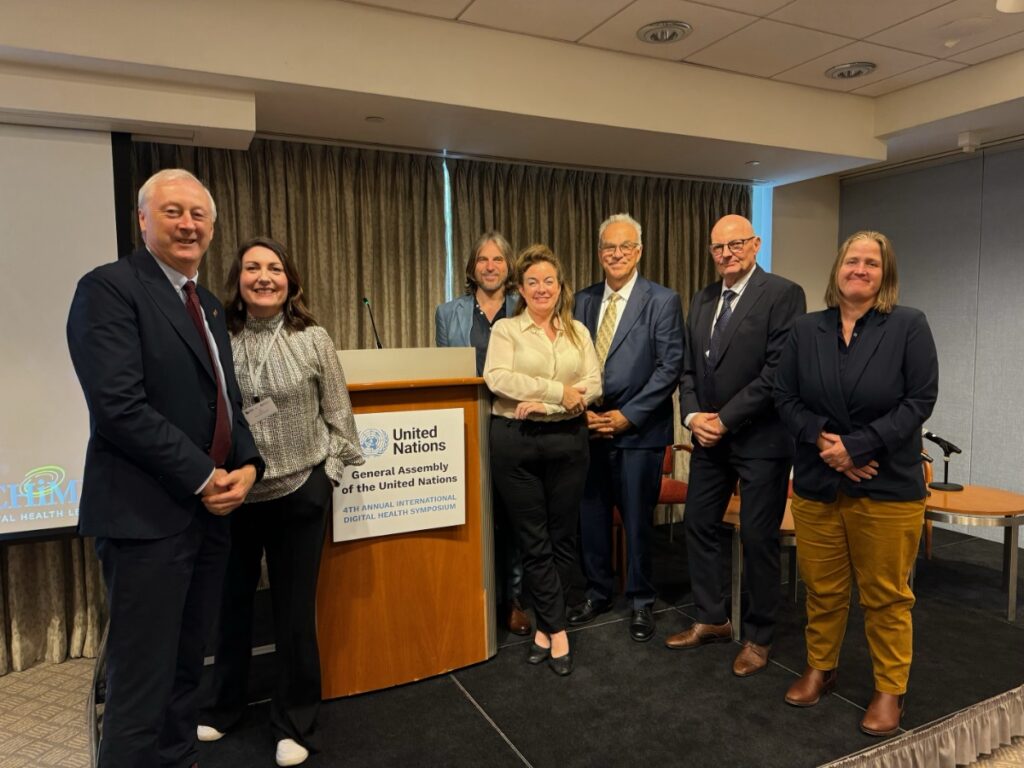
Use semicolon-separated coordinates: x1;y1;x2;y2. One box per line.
575;275;685;449
774;306;938;502
67;247;264;540
434;292;518;347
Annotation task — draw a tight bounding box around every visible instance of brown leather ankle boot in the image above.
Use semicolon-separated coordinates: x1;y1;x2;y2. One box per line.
784;667;837;707
860;691;906;736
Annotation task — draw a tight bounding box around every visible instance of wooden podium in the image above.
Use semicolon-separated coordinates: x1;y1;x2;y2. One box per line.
316;347;497;699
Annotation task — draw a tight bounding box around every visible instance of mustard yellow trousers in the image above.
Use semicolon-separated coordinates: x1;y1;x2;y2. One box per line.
790;492;924;694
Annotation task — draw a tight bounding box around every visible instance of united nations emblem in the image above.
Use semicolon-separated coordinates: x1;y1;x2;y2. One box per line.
359;428;389;457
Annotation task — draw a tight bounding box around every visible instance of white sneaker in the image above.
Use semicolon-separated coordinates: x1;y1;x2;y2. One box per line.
275;738;309;766
196;724;225;742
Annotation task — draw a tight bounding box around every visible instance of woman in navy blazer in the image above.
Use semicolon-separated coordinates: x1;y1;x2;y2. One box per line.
774;231;938;737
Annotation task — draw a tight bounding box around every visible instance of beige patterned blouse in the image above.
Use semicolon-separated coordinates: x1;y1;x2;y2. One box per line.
232;314;364;503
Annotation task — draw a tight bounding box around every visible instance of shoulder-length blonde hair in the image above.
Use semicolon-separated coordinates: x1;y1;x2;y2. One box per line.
513;244;584;349
824;230;899;314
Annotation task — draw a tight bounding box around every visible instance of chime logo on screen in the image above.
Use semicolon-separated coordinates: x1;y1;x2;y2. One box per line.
0;465;81;514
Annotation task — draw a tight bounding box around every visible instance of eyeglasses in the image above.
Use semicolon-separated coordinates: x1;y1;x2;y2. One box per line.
599;242;640;257
709;236;756;257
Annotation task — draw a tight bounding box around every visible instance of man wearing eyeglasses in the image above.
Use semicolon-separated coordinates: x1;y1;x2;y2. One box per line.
666;214;805;677
568;213;684;642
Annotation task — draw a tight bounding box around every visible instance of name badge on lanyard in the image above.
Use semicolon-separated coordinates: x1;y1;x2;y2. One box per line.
242;319;284;425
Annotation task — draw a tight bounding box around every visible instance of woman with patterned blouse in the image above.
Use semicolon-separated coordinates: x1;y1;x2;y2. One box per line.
198;237;363;767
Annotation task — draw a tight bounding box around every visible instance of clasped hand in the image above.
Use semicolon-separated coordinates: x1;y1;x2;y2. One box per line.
690;412;727;448
201;465;258;515
817;431;878;482
586;409;632;437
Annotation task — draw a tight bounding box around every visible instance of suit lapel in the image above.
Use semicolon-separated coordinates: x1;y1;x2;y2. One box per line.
606;277;649;361
698;283;720;361
583;289;601;340
840;311;887;395
456;295;473;344
815;309;851;429
711;267;764;372
132;249;215;382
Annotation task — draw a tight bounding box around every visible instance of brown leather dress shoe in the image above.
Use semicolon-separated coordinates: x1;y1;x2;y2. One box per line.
507;599;531;636
664;620;732;649
860;691;905;737
732;641;771;677
785;667;838;706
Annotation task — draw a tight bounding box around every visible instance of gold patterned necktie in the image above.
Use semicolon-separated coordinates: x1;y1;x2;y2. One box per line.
595;292;620;364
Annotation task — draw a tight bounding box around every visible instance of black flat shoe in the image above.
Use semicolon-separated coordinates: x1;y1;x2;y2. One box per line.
526;642;550;665
548;651;573;676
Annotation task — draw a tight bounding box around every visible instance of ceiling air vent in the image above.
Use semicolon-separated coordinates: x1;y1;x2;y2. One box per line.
825;62;877;80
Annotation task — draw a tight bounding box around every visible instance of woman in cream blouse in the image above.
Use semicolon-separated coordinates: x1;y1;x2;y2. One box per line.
484;244;602;677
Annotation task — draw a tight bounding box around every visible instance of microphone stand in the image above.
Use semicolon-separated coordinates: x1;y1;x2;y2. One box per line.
928;448;963;492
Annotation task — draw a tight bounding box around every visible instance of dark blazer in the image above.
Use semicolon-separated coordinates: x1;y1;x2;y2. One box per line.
575;276;685;449
67;247;263;540
774;305;938;503
434;292;518;347
680;265;806;458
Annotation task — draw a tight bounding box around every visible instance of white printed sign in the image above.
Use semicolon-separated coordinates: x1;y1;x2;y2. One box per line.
332;408;466;542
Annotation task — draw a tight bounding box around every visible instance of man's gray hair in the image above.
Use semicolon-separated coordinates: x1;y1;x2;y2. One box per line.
137;168;218;222
598;213;642;246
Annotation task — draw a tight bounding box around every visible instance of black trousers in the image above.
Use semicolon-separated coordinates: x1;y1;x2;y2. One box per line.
684;443;791;645
579;443;664;609
490;416;589;635
96;509;229;768
203;465;332;750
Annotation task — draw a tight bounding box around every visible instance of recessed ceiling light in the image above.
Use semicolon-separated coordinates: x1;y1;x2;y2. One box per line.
636;21;692;44
746;160;761;167
997;0;1024;13
825;62;876;80
365;116;385;123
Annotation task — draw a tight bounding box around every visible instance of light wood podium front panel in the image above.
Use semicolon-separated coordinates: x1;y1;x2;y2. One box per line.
317;379;496;699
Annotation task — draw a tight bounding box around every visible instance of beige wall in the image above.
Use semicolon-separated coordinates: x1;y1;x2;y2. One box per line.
771;175;840;311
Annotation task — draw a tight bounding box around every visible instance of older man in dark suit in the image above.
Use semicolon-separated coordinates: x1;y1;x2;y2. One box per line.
666;214;805;676
568;213;684;642
67;169;263;768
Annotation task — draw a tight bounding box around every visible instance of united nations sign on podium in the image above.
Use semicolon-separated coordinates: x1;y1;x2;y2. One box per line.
332;408;466;542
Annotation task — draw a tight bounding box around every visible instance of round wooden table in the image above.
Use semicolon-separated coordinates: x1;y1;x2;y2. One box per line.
924;485;1024;621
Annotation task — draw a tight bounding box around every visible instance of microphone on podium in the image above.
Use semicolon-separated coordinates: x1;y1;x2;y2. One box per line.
363;297;384;350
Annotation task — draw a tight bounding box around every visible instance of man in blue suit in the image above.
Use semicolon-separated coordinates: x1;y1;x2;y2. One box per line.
568;213;685;642
435;231;528;635
67;169;263;768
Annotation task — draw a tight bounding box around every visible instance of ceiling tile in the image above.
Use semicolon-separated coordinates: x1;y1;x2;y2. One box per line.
686;19;851;77
344;0;471;19
949;29;1024;64
458;0;632;42
868;0;1024;59
850;59;966;96
774;41;935;91
768;0;951;39
579;0;756;61
684;0;792;14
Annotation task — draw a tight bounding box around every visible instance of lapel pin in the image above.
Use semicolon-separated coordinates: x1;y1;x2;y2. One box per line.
212;308;219;317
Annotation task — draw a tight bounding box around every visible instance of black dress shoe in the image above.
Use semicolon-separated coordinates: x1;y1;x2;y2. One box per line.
629;607;655;642
567;598;612;626
548;651;573;676
526;642;550;665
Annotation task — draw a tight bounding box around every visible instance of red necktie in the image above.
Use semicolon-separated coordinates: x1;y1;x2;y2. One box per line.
183;281;232;467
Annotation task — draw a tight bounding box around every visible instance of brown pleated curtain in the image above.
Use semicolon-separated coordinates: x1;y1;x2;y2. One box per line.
1;138;750;676
446;158;750;309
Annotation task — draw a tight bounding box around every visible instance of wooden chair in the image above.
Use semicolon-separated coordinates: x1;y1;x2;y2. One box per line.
611;444;690;592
